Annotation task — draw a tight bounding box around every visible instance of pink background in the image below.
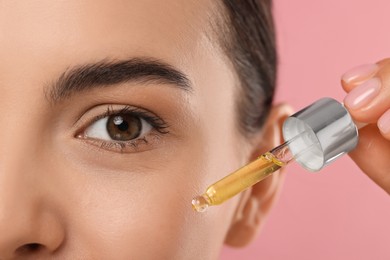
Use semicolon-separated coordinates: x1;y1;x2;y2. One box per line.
221;0;390;259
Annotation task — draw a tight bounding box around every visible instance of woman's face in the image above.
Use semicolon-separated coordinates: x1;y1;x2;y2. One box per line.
0;1;285;259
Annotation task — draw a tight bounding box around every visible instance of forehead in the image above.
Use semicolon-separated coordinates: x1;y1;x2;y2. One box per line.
0;0;217;78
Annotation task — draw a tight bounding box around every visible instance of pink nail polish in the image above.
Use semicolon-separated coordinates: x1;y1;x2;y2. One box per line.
344;78;381;109
378;109;390;134
342;64;378;84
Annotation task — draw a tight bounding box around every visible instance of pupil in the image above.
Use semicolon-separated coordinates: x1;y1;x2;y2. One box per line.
107;113;142;141
113;116;129;131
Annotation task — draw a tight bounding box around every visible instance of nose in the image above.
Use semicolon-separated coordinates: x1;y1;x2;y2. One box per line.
0;162;65;259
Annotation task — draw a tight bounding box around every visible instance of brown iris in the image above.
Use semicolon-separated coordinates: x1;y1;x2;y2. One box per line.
106;113;142;141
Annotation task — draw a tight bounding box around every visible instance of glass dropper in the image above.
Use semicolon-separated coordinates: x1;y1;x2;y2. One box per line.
191;131;314;212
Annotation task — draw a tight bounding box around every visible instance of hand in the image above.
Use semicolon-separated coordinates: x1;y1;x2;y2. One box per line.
342;60;390;194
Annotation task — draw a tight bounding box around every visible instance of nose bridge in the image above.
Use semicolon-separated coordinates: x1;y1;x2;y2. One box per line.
0;94;65;256
0;129;43;217
0;78;46;160
0;97;43;189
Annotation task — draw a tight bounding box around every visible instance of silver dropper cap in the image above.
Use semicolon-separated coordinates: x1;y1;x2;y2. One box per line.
282;97;359;172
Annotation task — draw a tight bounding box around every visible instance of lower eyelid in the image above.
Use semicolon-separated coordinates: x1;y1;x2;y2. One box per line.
80;132;162;153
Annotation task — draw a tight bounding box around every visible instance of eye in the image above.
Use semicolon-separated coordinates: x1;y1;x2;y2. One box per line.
76;106;169;153
84;113;152;142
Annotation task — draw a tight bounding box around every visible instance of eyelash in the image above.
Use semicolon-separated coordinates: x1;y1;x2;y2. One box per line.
77;105;169;153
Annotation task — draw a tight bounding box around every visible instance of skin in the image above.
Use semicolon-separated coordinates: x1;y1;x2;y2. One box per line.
0;1;291;259
2;1;388;259
342;59;390;195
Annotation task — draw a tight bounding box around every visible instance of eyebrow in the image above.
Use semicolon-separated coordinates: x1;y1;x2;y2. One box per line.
46;57;192;103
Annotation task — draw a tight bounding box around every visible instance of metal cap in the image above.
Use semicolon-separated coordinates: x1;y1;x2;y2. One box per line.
282;97;359;172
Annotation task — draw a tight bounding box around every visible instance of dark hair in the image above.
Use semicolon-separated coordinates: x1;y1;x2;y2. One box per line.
219;0;277;137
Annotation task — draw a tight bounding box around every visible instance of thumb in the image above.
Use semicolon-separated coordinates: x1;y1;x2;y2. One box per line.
348;124;390;194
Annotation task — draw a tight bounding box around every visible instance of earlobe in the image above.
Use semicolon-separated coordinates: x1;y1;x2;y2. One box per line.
224;103;293;247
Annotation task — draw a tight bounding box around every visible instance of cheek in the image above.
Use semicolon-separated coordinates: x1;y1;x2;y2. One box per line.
54;131;242;259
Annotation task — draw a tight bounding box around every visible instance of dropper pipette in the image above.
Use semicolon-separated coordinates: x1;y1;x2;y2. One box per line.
191;131;315;212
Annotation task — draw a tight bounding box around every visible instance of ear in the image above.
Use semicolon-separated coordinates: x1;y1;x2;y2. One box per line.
224;103;293;247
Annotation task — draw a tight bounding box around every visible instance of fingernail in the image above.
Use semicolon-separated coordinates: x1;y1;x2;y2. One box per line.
378;109;390;134
342;64;378;84
344;78;381;109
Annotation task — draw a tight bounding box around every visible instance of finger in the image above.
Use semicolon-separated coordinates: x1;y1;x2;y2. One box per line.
343;63;390;123
341;59;390;93
341;63;379;93
348;124;390;194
